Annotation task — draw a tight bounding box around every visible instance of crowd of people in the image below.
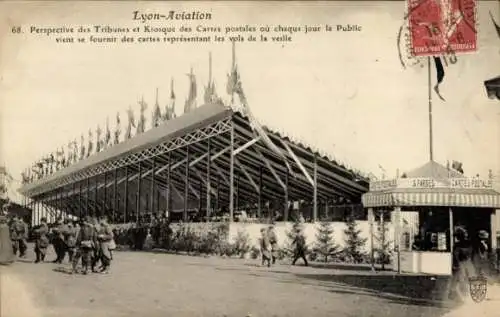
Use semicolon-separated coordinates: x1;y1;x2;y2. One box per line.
0;213;115;275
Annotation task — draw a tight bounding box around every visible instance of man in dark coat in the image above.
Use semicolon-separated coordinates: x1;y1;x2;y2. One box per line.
10;215;28;258
33;218;49;263
63;219;78;263
72;216;98;275
96;216;114;274
51;217;65;263
0;215;15;265
291;228;308;267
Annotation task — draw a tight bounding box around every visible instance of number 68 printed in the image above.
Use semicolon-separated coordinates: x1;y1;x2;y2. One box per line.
11;26;22;34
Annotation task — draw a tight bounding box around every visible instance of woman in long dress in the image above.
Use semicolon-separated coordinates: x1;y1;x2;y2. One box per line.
0;215;15;265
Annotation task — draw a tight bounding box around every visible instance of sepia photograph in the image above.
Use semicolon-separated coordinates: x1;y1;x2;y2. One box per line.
0;1;499;316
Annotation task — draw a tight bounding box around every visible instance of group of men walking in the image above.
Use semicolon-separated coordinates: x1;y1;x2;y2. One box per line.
0;213;115;275
259;224;308;267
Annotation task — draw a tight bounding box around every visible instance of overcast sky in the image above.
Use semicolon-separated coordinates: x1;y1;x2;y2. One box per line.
1;1;499;194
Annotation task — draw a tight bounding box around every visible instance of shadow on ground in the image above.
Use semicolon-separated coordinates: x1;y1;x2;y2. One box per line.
294;272;452;306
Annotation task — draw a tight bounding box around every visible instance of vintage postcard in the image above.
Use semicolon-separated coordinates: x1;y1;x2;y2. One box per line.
0;1;499;316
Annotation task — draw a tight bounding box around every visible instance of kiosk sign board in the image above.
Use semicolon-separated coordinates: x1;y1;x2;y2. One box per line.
370;177;493;192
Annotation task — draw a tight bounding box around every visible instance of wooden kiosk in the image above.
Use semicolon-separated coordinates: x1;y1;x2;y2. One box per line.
362;161;500;275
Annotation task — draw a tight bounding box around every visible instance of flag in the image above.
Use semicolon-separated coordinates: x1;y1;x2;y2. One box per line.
433;57;445;101
96;125;102;152
137;97;148;134
87;129;93;157
164;78;176;121
67;141;73;166
152;88;162;128
184;68;197;114
105;117;111;148
115;112;122;144
204;52;221;104
80;134;86;160
126;106;136;140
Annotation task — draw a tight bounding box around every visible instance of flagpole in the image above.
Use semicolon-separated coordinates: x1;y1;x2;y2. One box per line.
428;56;434;162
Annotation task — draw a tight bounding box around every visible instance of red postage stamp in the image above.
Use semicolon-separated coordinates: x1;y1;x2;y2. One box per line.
408;0;477;56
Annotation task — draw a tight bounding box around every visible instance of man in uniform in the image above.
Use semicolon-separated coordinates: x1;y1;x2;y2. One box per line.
63;219;78;263
267;225;279;265
33;217;49;263
291;227;308;267
90;217;101;272
96;215;114;274
72;216;97;275
51;217;65;263
10;215;28;258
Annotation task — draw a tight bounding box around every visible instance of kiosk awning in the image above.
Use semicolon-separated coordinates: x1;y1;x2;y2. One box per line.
363;190;500;208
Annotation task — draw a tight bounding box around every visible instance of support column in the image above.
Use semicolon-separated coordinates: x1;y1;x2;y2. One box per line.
394;206;402;274
166;152;171;218
229;122;234;222
86;177;90;217
151;158;156;217
368;207;375;272
236;172;240;213
79;181;82;219
198;178;203;217
113;168;117;223
137;161;142;224
313;154;318;222
104;172;108;216
491;210;498;249
258;166;262;219
449;207;454;272
184;146;190;222
284;169;289;221
124;166;129;223
206;139;211;221
94;175;98;217
216;175;220;214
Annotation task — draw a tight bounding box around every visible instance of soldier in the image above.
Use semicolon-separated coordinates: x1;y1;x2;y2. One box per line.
10;215;28;258
267;225;279;265
96;216;114;274
33;217;49;263
51;217;65;263
90;217;101;272
63;219;78;263
72;216;97;275
291;227;308;267
259;228;271;267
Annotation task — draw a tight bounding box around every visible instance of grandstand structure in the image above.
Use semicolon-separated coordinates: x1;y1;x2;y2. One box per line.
18;48;369;225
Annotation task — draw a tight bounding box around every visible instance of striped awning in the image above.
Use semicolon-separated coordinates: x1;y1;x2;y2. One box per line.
362;191;500;208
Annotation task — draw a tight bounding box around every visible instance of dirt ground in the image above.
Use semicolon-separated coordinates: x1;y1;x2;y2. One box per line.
0;245;470;317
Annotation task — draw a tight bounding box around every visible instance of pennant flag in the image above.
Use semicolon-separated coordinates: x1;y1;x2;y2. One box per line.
137;97;148;134
126;106;136;139
184;68;197;114
490;11;500;39
433;56;445;101
204;52;222;105
87;129;93;157
152;88;162;128
164;78;176;121
105;117;111;148
115;112;122;144
80;134;86;160
96;125;102;152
